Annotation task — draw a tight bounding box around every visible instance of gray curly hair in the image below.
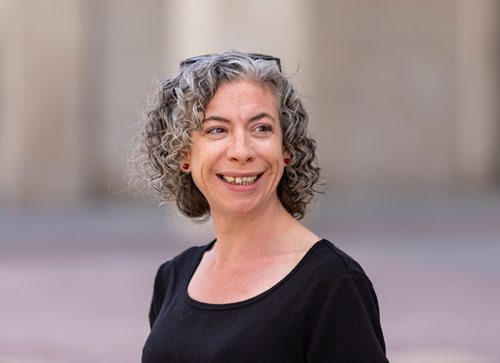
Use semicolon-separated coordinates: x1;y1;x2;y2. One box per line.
129;51;321;221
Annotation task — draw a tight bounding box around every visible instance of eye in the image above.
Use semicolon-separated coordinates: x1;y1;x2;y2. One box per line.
206;127;227;135
253;124;273;133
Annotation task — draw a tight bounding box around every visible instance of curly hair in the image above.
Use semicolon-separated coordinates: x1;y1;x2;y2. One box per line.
128;51;321;221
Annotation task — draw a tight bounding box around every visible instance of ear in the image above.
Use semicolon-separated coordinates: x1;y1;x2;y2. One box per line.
283;149;292;166
181;153;191;172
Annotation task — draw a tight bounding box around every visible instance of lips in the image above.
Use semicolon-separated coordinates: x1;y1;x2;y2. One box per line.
217;174;262;185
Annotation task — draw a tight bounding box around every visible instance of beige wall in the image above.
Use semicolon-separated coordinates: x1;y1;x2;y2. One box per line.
0;0;85;204
455;0;499;188
161;0;315;99
315;1;456;193
0;0;498;205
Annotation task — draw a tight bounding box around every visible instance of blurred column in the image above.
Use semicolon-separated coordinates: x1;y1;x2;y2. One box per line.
0;0;85;206
0;0;165;206
101;0;164;196
455;0;500;189
314;1;458;195
161;0;315;96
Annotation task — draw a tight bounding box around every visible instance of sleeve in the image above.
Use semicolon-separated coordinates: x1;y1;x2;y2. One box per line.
306;274;388;363
148;262;168;329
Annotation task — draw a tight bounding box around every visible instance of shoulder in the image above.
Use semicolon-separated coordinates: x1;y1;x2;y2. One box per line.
149;241;214;310
308;239;367;279
156;240;214;279
304;241;387;360
306;240;383;324
298;239;379;301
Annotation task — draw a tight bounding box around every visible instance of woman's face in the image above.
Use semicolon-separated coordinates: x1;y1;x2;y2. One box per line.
185;79;289;218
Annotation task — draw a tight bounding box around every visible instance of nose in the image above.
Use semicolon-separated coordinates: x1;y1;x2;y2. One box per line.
226;130;255;164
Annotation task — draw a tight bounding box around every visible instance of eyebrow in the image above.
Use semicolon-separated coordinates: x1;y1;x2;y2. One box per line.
203;112;276;123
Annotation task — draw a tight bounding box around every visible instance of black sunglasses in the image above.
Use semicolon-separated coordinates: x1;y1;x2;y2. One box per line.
179;53;282;72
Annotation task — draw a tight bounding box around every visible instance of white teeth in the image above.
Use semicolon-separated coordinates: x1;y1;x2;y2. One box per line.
222;175;258;185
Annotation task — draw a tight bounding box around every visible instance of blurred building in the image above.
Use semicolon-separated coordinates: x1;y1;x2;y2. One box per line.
0;0;499;207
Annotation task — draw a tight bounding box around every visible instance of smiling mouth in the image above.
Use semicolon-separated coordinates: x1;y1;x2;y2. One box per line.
217;174;262;185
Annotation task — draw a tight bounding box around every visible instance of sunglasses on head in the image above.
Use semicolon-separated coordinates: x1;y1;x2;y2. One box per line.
179;53;282;72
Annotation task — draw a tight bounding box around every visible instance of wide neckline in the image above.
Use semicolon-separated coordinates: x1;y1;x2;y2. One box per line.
184;238;327;311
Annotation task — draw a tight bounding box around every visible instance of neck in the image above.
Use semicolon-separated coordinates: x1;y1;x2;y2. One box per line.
210;198;300;262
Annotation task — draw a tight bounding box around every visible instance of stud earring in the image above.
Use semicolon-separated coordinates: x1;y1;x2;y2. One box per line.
284;158;291;165
182;163;189;171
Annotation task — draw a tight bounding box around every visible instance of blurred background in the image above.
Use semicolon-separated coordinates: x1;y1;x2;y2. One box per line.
1;0;499;362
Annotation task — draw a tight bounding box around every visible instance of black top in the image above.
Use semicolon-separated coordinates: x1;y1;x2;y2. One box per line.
142;239;388;362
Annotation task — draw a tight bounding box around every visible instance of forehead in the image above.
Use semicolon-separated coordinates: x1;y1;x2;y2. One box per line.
206;80;278;112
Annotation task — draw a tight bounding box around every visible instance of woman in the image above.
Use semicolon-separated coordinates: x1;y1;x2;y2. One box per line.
133;51;388;362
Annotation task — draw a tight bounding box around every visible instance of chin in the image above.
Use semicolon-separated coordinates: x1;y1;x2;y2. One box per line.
217;200;263;217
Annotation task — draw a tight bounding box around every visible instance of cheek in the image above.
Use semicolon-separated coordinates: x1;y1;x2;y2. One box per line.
189;154;205;184
262;140;285;159
189;144;220;180
189;164;209;197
